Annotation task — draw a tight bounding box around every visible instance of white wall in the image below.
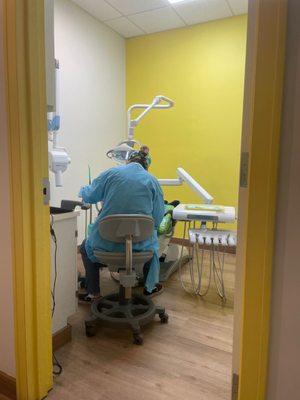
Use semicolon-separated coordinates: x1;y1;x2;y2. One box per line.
51;0;125;241
267;0;300;398
0;0;16;377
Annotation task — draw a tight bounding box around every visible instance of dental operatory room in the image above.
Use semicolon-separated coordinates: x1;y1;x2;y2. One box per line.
45;0;247;399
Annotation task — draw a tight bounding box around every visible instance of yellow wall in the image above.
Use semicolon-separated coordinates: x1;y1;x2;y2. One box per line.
126;15;247;233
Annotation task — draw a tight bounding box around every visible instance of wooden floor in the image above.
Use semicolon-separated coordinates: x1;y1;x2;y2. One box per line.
48;251;235;400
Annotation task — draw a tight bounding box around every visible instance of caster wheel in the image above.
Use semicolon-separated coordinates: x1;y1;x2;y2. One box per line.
80;280;86;289
78;275;86;289
85;325;97;337
159;313;169;324
133;334;143;345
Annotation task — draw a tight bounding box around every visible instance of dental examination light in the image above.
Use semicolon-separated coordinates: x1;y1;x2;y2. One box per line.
48;60;71;187
106;141;140;164
106;95;174;164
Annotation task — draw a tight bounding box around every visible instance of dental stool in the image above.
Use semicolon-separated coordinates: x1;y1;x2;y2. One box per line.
85;214;169;345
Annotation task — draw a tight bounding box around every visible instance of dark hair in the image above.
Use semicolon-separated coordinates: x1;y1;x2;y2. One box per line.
128;152;149;170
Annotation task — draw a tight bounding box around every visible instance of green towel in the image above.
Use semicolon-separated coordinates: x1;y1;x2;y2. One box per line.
158;204;174;235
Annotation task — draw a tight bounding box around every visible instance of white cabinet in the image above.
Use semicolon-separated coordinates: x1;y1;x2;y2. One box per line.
50;211;79;334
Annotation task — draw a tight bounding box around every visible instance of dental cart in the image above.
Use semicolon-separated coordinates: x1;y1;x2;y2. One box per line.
173;204;237;301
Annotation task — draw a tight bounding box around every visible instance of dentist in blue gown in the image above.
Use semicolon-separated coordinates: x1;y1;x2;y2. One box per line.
78;149;165;302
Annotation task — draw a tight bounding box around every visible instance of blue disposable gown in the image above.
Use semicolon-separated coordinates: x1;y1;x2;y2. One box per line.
79;162;165;292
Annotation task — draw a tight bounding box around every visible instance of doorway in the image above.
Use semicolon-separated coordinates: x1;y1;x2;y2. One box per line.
47;1;245;398
2;0;283;398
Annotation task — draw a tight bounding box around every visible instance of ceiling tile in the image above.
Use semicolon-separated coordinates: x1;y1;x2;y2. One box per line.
227;0;248;15
106;0;169;16
128;7;185;34
174;0;232;25
104;17;145;38
72;0;121;21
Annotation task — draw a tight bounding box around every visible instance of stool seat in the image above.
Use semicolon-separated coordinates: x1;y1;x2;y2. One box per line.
94;250;153;271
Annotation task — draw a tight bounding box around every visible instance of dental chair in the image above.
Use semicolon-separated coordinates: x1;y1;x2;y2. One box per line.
85;214;169;345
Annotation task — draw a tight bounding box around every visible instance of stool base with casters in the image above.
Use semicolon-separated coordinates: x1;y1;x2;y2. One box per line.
85;291;168;345
85;214;169;345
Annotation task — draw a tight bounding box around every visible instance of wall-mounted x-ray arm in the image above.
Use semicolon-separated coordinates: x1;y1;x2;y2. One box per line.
48;59;71;187
158;168;214;204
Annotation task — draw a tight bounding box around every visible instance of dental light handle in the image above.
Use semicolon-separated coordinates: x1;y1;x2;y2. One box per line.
127;95;174;140
153;95;174;108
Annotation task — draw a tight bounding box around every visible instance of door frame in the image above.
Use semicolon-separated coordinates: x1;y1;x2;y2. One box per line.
2;0;287;399
234;0;287;399
3;0;52;399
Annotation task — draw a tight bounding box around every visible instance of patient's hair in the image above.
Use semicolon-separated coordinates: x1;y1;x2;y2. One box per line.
128;146;150;170
140;145;150;156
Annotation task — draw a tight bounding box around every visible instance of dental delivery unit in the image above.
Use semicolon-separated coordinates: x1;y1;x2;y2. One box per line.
106;95;237;300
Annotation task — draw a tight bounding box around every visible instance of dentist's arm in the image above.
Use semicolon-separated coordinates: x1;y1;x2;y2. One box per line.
152;180;165;229
79;169;112;204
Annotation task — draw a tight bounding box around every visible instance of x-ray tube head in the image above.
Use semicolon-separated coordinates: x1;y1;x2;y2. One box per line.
48;147;71;187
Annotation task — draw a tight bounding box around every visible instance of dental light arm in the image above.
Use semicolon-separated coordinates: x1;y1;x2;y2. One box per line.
157;179;182;186
158;168;214;204
177;168;213;204
127;95;174;140
106;95;174;164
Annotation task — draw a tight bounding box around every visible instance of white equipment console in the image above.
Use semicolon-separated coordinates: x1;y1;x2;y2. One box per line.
173;204;236;223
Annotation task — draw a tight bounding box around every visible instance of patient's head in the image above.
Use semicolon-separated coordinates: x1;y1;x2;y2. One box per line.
128;146;151;170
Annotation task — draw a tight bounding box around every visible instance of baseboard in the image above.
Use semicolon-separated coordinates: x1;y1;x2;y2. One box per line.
52;324;72;351
171;237;236;254
0;371;16;400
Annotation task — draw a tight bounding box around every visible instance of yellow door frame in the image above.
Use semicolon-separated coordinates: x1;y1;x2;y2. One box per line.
2;0;287;399
237;0;287;399
3;0;52;399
